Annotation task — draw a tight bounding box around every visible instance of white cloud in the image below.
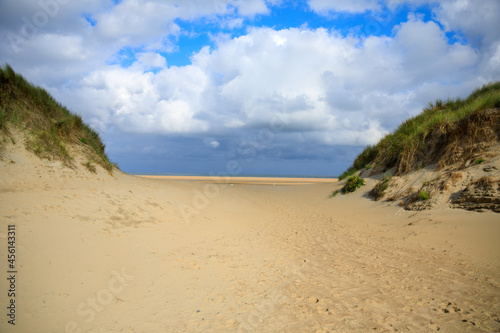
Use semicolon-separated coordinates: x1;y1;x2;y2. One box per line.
90;0;271;49
308;0;381;14
219;17;245;29
387;1;500;48
204;138;221;148
19;33;88;61
0;0;273;83
93;1;180;49
432;0;500;46
135;52;167;70
236;0;269;16
392;15;478;81
62;64;209;134
488;44;500;76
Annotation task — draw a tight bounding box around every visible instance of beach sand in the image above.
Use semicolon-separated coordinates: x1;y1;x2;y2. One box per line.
1;142;499;332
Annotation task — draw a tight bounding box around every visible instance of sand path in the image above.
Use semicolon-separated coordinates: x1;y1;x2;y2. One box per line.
0;159;499;332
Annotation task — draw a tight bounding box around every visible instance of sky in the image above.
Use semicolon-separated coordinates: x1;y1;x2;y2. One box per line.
1;0;499;177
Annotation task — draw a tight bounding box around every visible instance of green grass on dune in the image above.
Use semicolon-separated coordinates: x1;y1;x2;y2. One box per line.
0;64;114;172
338;145;378;180
339;81;500;179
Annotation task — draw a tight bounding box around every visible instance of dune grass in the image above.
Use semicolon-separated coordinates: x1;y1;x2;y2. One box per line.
0;64;114;172
369;174;392;201
339;145;378;180
339;82;500;178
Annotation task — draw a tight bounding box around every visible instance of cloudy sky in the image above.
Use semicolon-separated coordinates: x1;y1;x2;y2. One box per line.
1;0;499;176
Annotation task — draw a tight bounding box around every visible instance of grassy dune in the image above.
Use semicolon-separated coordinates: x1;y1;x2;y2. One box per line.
0;64;114;172
340;82;500;179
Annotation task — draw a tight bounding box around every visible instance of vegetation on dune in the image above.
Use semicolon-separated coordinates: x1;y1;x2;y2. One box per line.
369;174;392;201
0;64;114;172
341;175;365;194
339;145;378;180
339;81;500;178
419;190;430;201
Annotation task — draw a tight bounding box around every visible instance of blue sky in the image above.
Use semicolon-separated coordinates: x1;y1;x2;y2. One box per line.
1;0;499;176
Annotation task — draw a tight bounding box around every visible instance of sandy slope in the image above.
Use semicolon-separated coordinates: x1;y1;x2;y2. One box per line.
0;138;499;332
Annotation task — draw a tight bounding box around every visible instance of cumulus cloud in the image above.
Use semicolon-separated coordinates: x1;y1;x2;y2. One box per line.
431;0;500;46
308;0;381;14
93;1;180;48
429;0;500;82
0;0;272;83
135;52;167;70
54;15;485;149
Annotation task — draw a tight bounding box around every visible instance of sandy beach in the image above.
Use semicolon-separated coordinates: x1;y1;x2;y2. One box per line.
1;140;499;333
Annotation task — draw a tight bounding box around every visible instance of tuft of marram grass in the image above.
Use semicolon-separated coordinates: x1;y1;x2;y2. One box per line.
0;64;114;172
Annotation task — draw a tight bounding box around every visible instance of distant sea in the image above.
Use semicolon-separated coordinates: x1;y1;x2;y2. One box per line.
131;173;337;179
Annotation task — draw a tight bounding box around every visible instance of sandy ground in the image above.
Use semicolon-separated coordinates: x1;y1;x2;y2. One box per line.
1;140;499;332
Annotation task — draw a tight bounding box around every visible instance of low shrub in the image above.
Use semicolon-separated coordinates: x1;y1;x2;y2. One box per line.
341;175;365;193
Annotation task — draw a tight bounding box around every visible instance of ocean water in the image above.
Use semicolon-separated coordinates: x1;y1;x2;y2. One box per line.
131;173;337;179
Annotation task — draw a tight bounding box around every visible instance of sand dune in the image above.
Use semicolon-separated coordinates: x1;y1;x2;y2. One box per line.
1;140;499;332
